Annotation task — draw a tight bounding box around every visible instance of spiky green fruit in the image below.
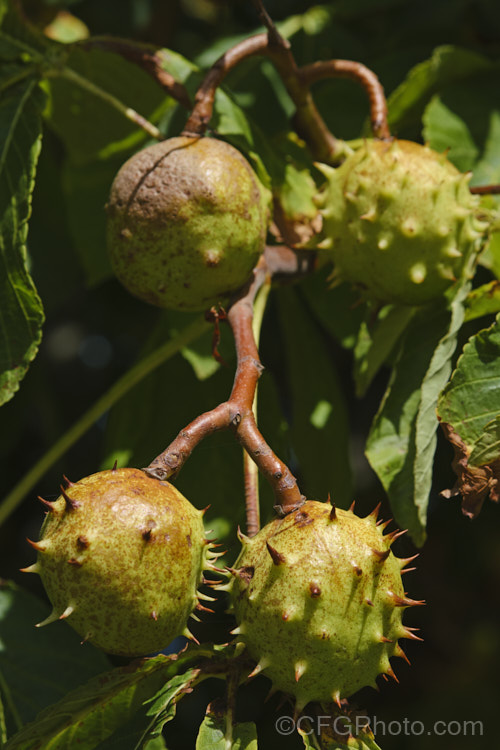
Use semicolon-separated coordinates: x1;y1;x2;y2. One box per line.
230;500;422;711
317;139;490;305
106;136;271;311
24;468;218;656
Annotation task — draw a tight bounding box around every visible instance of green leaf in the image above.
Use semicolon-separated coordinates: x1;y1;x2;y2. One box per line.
0;0;50;60
61;155;121;286
143;738;167;750
353;305;415;398
0;62;35;93
253;357;296;524
137;667;201;746
46;47;171;164
464;280;500;322
0;76;45;406
26;132;83;311
0;581;110;735
366;286;468;545
481;231;500;282
195;711;257;750
96;665;200;750
42;10;89;44
0;689;7;747
387;46;492;132
471;110;500;187
275;286;351;505
296;722;317;750
300;268;368;350
214;88;253;145
412;287;468;529
279;161;318;222
156;46;196;85
418;65;500;193
437;313;500;461
212;88;271;187
268;135;322;248
3;647;201;750
469;414;500;467
181;334;221;381
422;96;479;172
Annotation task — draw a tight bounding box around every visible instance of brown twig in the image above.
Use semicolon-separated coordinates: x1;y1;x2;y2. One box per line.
250;0;285;47
182;33;338;164
243;452;260;536
299;59;390;140
182;35;267;136
470;184;500;195
79;36;191;109
145;246;309;527
240;276;270;535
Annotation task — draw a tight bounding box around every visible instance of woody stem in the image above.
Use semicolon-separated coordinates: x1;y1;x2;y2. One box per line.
144;246;309;525
181;33;338;164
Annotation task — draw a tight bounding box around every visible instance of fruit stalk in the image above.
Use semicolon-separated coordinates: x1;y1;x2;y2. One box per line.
145;246;310;529
242;278;271;536
182;32;338;163
470;184;500;194
299;59;390;140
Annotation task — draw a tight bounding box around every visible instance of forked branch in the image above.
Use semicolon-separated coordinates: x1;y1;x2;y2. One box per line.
182;33;338;164
182;36;391;160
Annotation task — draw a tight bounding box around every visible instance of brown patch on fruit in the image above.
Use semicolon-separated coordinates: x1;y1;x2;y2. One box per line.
106;136;271;311
204;249;220;267
309;582;321;597
294;510;313;528
76;536;89;550
237;566;255;584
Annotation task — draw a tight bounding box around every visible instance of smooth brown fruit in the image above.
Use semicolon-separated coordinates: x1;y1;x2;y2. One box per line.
106;136;271;311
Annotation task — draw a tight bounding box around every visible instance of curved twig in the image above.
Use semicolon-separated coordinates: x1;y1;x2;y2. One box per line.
182;33;338;164
299;59;390;140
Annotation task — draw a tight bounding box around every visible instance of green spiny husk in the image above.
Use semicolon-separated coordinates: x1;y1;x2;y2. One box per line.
230;500;422;711
316;139;490;306
25;468;219;656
